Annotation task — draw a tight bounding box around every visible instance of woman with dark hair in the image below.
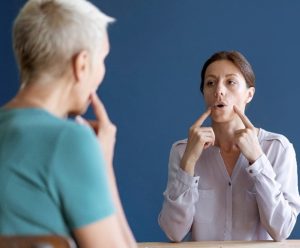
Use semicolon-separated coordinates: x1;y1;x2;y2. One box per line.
158;51;300;242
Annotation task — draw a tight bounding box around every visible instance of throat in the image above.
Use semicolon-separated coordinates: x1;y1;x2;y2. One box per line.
220;149;240;177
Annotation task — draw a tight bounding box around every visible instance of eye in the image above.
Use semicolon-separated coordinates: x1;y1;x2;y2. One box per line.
205;80;215;87
227;79;237;85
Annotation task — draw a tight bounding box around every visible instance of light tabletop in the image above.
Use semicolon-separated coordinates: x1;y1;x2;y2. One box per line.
137;240;300;248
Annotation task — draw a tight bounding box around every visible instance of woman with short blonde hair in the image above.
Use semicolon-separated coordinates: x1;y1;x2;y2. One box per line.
0;1;136;247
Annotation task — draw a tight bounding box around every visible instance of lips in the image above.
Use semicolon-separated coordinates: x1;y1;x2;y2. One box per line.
212;102;228;109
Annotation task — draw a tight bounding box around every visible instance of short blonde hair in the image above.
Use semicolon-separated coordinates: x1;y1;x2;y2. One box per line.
13;0;115;85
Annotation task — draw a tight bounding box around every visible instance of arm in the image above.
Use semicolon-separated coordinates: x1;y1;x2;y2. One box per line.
233;106;300;240
54;125;136;248
73;215;131;248
246;143;300;241
159;109;214;242
158;143;200;242
75;93;136;248
104;160;137;247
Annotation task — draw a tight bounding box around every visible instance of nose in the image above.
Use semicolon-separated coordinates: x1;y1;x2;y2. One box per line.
214;82;225;97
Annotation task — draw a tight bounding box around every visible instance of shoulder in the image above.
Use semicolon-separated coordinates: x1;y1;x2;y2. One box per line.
61;120;94;139
259;128;291;149
170;138;187;156
17;109;96;142
172;138;187;146
52;121;103;178
48;119;99;159
50;117;95;142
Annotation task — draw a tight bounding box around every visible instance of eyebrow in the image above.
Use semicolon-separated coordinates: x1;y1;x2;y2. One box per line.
225;73;240;77
205;73;240;79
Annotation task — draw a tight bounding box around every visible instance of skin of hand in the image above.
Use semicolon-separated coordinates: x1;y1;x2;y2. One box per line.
233;105;263;164
76;92;117;166
180;108;215;176
76;92;137;248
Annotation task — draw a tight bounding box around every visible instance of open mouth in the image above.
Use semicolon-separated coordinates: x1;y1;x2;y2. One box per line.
213;103;227;109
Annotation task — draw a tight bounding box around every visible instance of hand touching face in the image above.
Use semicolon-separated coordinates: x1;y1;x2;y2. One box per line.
233;105;263;164
76;92;117;166
180;108;214;175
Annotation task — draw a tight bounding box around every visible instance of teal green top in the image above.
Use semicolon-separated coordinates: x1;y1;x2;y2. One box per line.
0;108;115;235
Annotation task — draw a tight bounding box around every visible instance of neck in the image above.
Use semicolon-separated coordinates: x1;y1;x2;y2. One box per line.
212;118;245;153
4;80;72;118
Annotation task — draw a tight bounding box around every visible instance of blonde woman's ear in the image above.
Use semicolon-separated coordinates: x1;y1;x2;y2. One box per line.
73;50;89;83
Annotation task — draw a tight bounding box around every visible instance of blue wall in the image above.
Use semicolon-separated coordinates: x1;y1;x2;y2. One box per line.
1;0;300;241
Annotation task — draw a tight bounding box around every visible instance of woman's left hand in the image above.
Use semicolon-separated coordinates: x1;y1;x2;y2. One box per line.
233;105;263;164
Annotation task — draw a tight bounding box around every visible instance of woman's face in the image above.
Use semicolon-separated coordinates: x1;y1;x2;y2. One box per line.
90;33;110;91
73;33;110;115
203;59;254;123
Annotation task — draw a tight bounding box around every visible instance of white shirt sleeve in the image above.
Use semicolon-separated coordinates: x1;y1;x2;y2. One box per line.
246;142;300;241
158;142;199;242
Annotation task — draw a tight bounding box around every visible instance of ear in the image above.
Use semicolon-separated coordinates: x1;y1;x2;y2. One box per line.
72;50;89;83
246;87;255;104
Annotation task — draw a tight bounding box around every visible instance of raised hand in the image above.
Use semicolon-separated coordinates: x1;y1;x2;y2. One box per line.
233;105;262;164
76;92;117;166
76;94;137;248
180;108;214;176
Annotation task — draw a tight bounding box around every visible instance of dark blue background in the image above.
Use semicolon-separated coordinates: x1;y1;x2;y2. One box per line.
1;0;299;241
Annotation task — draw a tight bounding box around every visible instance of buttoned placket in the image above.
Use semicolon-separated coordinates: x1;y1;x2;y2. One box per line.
224;180;232;240
216;148;243;241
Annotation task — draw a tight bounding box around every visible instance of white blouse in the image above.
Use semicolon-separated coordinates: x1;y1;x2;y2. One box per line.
159;128;300;241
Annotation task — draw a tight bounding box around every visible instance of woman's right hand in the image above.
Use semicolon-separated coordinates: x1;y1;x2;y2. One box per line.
180;108;214;176
75;93;137;248
76;92;117;166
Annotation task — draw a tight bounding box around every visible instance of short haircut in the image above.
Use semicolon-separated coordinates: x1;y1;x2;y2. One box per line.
200;51;255;93
13;0;115;85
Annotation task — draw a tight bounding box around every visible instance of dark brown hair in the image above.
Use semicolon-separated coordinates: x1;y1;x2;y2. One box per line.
200;51;255;93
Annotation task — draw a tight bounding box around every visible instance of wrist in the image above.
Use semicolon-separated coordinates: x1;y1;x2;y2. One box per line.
248;151;263;165
180;157;196;176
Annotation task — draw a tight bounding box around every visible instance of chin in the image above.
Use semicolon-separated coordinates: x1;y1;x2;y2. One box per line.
68;103;89;117
68;109;83;117
211;112;234;123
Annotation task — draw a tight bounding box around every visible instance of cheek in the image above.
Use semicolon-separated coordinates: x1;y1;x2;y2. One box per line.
203;90;213;103
230;86;250;101
230;94;249;108
96;63;106;83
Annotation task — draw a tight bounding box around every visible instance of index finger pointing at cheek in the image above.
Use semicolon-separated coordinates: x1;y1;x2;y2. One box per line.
192;108;211;128
233;105;254;129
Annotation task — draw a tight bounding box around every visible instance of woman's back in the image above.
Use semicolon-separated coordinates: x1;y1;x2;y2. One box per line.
0;108;114;235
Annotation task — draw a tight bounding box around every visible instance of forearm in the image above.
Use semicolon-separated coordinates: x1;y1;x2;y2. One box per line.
180;156;196;176
159;168;199;242
82;93;136;246
106;164;137;248
159;197;194;242
247;154;300;240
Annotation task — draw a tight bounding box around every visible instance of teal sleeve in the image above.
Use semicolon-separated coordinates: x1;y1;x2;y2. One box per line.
50;124;115;229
